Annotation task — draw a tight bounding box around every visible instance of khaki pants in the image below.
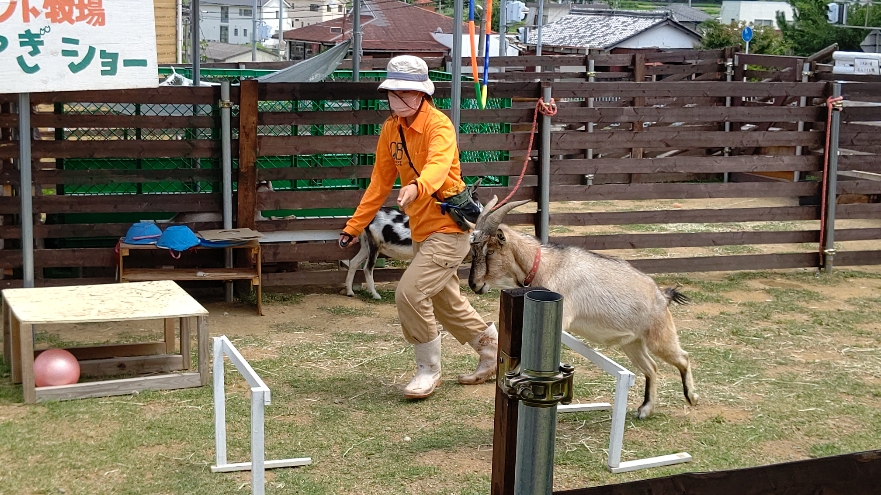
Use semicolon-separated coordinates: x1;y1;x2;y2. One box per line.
396;232;487;345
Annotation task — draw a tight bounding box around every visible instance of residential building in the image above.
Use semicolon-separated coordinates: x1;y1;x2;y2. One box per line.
524;10;702;53
661;3;714;31
281;0;461;61
720;1;795;29
199;0;341;48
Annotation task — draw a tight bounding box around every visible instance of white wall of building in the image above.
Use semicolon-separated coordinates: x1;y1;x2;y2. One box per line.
287;0;345;29
720;1;794;29
616;25;701;49
201;0;343;47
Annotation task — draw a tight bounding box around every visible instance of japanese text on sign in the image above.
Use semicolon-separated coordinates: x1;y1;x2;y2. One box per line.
0;0;157;94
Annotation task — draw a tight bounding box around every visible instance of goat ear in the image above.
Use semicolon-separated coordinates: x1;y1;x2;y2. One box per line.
496;229;506;245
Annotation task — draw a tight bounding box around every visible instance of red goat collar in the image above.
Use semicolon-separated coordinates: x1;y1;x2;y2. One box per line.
523;249;541;287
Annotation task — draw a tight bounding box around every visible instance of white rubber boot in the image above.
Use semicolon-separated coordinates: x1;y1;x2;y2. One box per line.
458;323;498;385
402;334;442;399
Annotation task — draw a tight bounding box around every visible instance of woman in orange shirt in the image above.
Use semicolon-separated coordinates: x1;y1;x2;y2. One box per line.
338;56;497;399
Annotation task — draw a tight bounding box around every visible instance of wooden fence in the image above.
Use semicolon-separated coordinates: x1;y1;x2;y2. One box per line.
0;73;879;290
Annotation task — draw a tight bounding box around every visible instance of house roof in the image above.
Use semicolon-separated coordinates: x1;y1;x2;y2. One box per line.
527;10;700;50
202;0;274;6
204;41;276;61
281;0;463;53
664;4;714;23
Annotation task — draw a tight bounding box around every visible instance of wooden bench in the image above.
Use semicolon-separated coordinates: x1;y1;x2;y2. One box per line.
2;281;209;404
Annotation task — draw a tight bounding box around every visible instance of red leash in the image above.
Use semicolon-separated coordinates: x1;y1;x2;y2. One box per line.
492;97;557;210
818;95;843;262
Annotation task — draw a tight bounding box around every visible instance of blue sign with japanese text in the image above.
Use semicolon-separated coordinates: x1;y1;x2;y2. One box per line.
0;0;158;94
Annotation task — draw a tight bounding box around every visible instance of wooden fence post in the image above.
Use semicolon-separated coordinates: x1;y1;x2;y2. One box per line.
237;78;259;231
491;287;531;495
235;79;259;297
630;53;646;166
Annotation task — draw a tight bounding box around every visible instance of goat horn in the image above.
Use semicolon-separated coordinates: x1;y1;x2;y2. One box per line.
476;197;530;233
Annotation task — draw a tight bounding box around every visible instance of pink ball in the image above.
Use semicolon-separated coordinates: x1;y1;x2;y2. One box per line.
33;349;81;387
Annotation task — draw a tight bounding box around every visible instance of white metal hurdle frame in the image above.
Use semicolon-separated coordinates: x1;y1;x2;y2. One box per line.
558;331;691;473
211;336;312;495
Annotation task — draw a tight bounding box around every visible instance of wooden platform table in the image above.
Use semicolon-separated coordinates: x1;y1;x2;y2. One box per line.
2;281;209;404
118;239;262;315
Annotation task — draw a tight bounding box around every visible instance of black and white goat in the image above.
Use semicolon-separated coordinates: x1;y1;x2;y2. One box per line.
344;207;414;300
467;196;697;419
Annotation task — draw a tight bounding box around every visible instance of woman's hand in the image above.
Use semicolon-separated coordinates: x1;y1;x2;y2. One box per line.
397;183;418;209
339;232;358;248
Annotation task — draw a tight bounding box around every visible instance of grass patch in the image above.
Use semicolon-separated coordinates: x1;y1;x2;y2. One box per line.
319;305;378;317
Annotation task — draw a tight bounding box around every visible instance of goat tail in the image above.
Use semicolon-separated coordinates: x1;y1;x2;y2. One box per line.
663;285;691;306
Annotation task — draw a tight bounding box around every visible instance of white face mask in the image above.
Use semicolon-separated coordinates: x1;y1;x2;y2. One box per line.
388;92;423;118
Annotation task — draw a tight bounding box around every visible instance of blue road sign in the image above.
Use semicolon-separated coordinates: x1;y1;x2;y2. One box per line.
742;26;754;43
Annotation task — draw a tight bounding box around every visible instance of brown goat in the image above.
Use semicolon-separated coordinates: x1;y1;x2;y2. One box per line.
467;196;697;419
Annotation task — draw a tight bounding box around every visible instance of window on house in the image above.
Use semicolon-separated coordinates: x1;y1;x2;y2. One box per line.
234;28;239;36
754;19;773;26
220;25;229;42
338;5;343;12
310;4;320;11
240;8;252;16
221;6;229;22
244;28;248;37
295;18;299;22
327;5;332;12
330;27;342;33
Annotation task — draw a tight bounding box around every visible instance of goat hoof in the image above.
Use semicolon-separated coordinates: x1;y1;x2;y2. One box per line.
371;294;382;300
636;407;653;420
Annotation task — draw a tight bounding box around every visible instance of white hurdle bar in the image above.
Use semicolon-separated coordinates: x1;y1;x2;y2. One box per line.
558;331;691;473
211;336;312;495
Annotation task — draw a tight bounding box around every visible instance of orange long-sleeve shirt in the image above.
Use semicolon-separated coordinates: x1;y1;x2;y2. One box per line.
343;102;467;243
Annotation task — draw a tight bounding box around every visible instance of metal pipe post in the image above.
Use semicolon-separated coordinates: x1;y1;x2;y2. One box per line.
536;0;544;59
795;63;810;182
498;0;507;63
514;289;564;495
723;58;733;182
587;59;594;162
823;82;842;273
18;93;34;288
353;0;361;82
451;0;463;133
538;85;551;243
192;0;200;83
221;81;234;302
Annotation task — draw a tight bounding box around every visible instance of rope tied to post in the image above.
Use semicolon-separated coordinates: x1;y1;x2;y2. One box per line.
492;97;557;210
818;95;844;262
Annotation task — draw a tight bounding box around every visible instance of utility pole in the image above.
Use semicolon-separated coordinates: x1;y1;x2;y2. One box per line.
278;0;285;60
252;0;258;61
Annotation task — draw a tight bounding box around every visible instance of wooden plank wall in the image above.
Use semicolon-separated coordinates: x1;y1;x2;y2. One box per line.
0;57;879;289
0;87;230;287
455;50;729;83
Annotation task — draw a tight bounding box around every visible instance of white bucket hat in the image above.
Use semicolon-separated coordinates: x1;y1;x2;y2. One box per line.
378;55;435;95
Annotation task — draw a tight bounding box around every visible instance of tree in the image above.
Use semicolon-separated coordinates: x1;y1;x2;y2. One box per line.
696;20;789;55
776;0;867;56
